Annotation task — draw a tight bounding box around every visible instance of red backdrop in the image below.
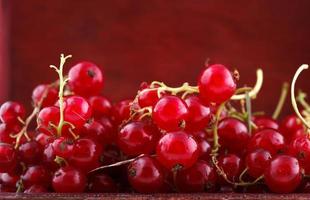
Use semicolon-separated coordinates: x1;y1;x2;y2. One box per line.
2;0;310;117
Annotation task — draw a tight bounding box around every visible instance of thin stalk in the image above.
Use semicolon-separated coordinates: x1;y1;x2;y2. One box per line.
272;82;289;119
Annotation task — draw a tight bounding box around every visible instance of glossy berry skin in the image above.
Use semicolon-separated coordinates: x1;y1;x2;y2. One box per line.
247;129;285;155
112;100;131;125
82;120;114;144
153;96;189;131
198;64;236;104
64;96;92;128
218;154;243;182
138;88;160;108
128;156;164;193
218;118;249;153
289;135;310;174
88;96;112;118
175;160;217;192
24;185;48;193
21;165;50;188
52;166;87;193
118;121;160;156
0;101;26;125
156;131;199;170
196;137;211;161
185;96;212;132
0;143;17;173
69;138;103;173
51;137;74;159
264;155;302;193
0;172;19;188
280;115;304;141
0;123;21;144
35;133;53;147
37;106;60;135
246;149;272;178
88;174;118;193
254;116;279;131
68;61;104;97
42;144;58;171
18;141;42;165
32;84;58;107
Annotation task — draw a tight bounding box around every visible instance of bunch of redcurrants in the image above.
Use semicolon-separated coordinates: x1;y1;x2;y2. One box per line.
0;54;309;194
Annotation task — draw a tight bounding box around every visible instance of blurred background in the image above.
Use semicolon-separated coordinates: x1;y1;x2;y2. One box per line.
1;0;310;117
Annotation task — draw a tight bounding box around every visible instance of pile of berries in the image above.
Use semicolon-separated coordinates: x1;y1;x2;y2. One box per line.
0;54;310;194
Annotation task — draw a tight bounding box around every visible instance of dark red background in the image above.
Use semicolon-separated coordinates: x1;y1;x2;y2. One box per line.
2;0;310;117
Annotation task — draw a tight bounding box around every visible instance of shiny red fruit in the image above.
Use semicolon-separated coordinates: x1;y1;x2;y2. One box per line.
254;116;279;131
218;154;243;182
185;96;212;132
264;155;301;193
51;137;74;159
156;131;199;170
69;138;103;172
280;115;304;141
198;64;236;104
0;172;19;188
35;133;54;147
88;96;112;118
112;100;131;125
153;96;189;131
0;123;21;144
64;96;92;128
18;141;43;165
118;121;160;156
37;106;60;135
128;155;164;193
175;160;217;192
68;61;104;97
138;87;160;108
0;101;26;125
21;165;50;188
32;84;58;107
52;166;86;193
82;120;115;144
218;118;249;153
0;143;17;173
247;129;285;155
289;135;310;174
196;137;211;161
246;149;272;178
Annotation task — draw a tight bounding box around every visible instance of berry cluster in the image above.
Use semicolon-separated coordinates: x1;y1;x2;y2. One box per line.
0;54;309;194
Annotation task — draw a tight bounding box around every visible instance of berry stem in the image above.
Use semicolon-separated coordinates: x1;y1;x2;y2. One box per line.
272;82;289;119
290;64;310;130
231;69;263;100
88;154;146;174
297;91;310;112
245;92;252;134
50;54;72;136
211;103;226;155
150;81;199;98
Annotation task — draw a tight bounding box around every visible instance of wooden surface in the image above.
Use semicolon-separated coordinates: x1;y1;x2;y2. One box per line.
5;0;310;117
0;193;309;200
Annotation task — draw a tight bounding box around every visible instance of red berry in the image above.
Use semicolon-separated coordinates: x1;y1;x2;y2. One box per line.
175;160;217;192
118;121;160;156
35;133;54;147
51;137;74;159
218;154;243;182
37;106;60;135
52;166;86;193
280;115;304;141
153;96;189;131
289;135;310;174
21;165;50;188
88;96;112;118
185;96;212;132
64;96;92;128
88;174;118;193
0;172;19;188
32;84;58;107
112;100;131;125
198;64;236;104
82;120;115;144
0;123;21;144
0;101;26;125
156;131;199;170
24;185;48;193
138;87;160;108
0;143;17;172
246;149;272;178
68;61;104;97
69;138;103;172
218;118;250;153
247;129;285;155
254;116;279;131
264;155;301;193
196;137;211;161
42;143;58;171
128;155;164;193
18;141;42;165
